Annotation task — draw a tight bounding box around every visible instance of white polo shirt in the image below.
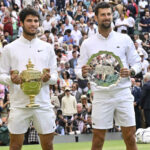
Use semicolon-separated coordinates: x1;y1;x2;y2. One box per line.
0;36;58;109
75;30;142;93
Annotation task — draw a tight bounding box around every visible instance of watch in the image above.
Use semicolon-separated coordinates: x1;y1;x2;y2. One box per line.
130;69;136;77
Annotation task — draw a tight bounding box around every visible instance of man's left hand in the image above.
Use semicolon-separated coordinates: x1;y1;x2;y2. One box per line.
42;68;51;82
120;68;130;78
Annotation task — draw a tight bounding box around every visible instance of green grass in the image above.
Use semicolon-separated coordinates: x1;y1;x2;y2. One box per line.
0;140;150;150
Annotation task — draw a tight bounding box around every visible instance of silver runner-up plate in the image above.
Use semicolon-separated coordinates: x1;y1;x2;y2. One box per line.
87;51;123;89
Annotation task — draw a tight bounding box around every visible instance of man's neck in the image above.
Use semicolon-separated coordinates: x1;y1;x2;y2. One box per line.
98;27;112;38
23;33;36;41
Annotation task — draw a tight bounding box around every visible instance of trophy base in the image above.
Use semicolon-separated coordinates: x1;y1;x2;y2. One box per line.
26;103;40;108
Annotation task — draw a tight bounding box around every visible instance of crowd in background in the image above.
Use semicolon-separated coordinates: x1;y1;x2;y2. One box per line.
0;0;150;145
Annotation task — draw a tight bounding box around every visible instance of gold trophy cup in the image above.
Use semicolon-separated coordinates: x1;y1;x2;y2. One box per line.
18;59;42;108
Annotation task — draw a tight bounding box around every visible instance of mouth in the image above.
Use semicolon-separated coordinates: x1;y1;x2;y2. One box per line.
30;28;37;32
104;20;111;23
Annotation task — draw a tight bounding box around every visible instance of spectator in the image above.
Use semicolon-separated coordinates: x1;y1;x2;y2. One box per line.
61;62;76;81
81;95;92;114
139;10;150;33
112;6;120;23
71;82;81;103
127;13;135;36
134;34;143;48
71;24;82;46
74;5;83;21
42;14;51;31
134;41;148;59
139;52;149;75
27;121;39;144
79;17;87;33
66;44;74;60
56;0;66;11
115;13;129;33
127;0;136;18
72;103;87;133
2;11;13;39
63;29;75;45
77;78;89;94
139;0;148;18
22;0;34;8
131;78;142;129
61;86;77;119
140;72;150;127
56;109;67;135
69;50;78;69
51;93;61;112
60;71;73;88
64;17;73;31
87;5;95;19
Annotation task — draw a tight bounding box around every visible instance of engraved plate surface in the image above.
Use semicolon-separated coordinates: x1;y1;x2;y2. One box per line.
87;51;123;89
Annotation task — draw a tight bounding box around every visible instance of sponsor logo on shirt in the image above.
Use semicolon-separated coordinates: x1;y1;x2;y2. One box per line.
37;50;43;52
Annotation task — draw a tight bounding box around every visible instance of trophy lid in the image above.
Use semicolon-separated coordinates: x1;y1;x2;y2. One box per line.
26;59;34;70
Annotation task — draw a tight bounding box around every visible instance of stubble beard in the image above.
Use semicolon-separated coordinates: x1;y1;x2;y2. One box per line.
101;22;111;29
23;26;37;36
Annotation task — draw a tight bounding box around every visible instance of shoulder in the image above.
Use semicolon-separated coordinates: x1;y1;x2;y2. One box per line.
70;95;76;99
115;31;132;41
36;38;53;50
81;34;97;47
5;38;20;49
143;81;150;88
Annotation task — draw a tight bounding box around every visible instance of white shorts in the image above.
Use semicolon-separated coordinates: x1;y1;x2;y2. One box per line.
8;108;56;134
92;89;135;129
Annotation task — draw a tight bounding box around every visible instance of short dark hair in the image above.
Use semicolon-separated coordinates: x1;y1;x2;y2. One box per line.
19;7;40;23
62;71;70;79
72;50;77;54
95;2;111;16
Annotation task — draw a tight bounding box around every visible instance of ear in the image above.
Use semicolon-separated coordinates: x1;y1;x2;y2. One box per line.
20;21;23;27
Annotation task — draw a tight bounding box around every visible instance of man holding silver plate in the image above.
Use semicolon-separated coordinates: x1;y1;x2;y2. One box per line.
0;8;57;150
75;2;142;150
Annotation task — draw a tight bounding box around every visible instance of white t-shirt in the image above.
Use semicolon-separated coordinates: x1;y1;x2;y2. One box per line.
139;0;148;12
127;17;135;28
115;18;129;32
71;29;82;46
42;20;51;31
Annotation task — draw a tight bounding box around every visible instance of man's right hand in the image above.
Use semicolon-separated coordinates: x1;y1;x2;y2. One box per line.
10;70;22;84
82;65;91;78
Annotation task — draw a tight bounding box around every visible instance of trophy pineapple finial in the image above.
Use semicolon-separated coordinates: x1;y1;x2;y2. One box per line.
26;58;34;69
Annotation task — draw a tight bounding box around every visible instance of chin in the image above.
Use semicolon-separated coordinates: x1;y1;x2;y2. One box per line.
102;23;111;28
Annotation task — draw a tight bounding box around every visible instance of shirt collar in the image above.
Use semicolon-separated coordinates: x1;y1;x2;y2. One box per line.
96;30;114;40
20;35;37;44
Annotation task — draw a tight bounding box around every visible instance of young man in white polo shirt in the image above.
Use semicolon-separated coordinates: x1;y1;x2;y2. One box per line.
0;7;57;150
75;2;141;150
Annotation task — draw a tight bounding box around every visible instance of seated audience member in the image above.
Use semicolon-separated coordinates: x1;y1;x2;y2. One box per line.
56;110;67;135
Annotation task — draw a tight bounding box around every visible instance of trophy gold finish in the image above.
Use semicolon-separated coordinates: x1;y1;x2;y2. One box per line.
19;59;42;108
